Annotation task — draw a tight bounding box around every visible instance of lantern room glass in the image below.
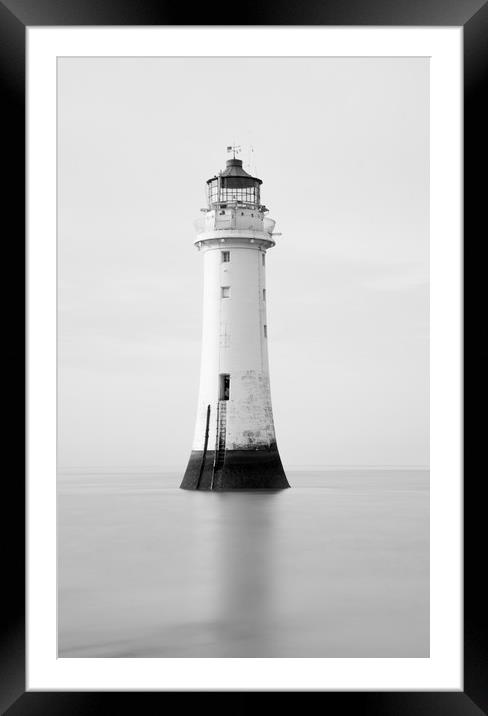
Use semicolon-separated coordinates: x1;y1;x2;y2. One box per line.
208;178;260;207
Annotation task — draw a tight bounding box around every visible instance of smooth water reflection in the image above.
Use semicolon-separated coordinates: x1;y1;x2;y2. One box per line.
58;471;429;657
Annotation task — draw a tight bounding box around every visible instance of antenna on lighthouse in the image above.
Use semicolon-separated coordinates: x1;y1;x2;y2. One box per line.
250;145;257;175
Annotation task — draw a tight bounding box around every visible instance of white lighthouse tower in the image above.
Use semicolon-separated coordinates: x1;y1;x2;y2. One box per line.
181;151;289;490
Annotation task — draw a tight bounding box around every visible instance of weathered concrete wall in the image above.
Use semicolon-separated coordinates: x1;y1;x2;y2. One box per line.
181;446;288;490
191;236;278;452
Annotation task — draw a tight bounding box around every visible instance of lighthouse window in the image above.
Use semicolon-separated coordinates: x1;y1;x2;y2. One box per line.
208;181;219;204
264;325;267;337
220;185;257;204
221;286;231;298
221;251;230;263
263;289;266;301
262;253;265;266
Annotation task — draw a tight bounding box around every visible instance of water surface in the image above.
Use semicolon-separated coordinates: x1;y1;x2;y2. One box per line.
58;469;429;657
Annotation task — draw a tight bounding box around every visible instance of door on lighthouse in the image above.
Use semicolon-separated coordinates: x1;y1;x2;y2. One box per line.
219;374;230;401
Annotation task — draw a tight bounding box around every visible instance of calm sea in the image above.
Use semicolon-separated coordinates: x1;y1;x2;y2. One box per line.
57;469;429;657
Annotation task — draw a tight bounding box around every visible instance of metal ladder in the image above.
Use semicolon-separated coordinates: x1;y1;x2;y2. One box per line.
211;401;227;488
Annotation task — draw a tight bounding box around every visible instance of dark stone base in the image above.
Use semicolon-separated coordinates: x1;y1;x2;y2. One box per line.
180;445;290;490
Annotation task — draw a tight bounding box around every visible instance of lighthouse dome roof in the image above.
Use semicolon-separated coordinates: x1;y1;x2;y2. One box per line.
207;158;263;185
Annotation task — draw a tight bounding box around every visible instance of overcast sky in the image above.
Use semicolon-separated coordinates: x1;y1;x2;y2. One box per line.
57;56;429;470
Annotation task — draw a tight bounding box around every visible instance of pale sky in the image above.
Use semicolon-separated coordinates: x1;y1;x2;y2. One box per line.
57;57;429;470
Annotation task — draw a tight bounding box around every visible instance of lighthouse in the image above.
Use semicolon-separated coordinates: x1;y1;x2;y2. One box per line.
181;152;289;490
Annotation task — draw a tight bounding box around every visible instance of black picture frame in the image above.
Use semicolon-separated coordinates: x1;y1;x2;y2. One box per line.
3;0;482;712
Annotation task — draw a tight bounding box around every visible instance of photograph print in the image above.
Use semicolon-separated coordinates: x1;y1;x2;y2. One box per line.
57;56;429;658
